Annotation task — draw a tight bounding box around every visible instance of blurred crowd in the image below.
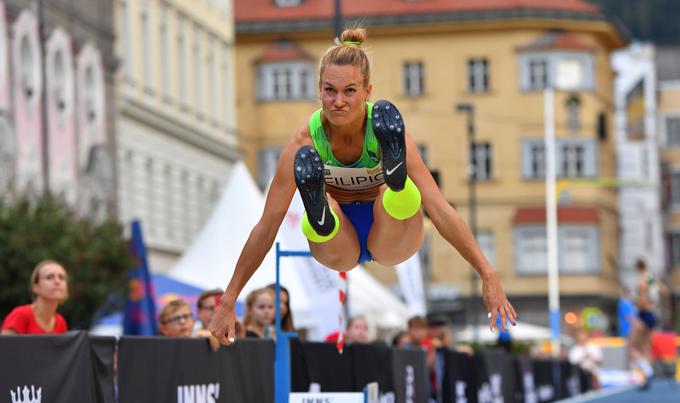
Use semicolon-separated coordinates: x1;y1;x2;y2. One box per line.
1;258;677;395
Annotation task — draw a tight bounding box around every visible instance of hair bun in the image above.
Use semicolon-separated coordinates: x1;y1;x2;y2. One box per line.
340;28;367;46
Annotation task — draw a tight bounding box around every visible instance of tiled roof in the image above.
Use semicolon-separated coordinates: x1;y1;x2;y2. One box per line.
513;207;600;224
518;30;595;52
255;39;314;63
235;0;599;22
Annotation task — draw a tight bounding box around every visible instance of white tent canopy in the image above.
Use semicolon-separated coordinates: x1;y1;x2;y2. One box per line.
453;321;573;344
169;162;410;338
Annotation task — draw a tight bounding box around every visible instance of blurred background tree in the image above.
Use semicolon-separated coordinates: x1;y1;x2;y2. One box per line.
0;194;133;329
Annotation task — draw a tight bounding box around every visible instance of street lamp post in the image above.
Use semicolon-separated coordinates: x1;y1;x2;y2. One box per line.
544;87;560;357
456;102;478;343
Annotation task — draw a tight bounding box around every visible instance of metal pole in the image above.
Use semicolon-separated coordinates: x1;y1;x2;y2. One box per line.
544;87;560;357
333;0;343;40
456;102;478;343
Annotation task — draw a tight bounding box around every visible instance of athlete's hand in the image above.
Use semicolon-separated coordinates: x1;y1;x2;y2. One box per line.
481;271;517;333
209;299;237;346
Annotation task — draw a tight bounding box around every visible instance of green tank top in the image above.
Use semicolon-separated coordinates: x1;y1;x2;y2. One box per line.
308;102;385;191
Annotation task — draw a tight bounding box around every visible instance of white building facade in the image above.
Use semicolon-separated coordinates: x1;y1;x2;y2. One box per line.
612;43;664;284
115;0;238;271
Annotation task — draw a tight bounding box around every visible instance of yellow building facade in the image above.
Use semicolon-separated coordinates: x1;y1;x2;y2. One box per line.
235;0;626;326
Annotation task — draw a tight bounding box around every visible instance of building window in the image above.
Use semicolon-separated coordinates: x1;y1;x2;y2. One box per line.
403;61;424;96
275;0;302;7
207;37;217;122
515;227;546;274
141;2;152;91
258;146;283;188
561;143;585;178
470;142;492;180
164;165;173;239
221;46;230;127
256;62;315;101
119;1;132;79
670;172;680;206
193;25;203;116
515;225;599;274
159;6;170;100
176;15;187;106
666;117;680;147
559;226;598;273
528;59;548;90
520;53;594;91
145;158;155;235
467;58;489;93
477;230;495;268
522;139;596;179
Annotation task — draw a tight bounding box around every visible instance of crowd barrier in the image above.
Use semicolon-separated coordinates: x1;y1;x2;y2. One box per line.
0;331;590;403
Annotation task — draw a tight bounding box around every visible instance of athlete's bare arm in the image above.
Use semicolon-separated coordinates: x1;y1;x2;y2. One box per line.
405;134;517;331
210;125;312;345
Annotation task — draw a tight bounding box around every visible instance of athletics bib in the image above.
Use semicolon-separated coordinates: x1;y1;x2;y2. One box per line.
324;163;384;191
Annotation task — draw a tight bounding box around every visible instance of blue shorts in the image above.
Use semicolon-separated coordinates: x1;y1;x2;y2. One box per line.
638;310;657;329
339;202;374;263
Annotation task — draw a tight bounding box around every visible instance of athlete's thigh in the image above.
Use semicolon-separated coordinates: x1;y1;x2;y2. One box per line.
308;196;361;271
367;205;424;265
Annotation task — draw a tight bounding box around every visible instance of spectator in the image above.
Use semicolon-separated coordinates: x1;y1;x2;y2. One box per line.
568;329;603;389
392;330;411;347
244;288;275;339
196;288;222;330
159;299;195;337
266;283;295;332
160;298;221;351
428;316;453;349
1;260;69;335
346;315;370;344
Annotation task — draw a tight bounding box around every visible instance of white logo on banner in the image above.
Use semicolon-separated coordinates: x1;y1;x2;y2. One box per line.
176;383;220;403
522;373;537;403
477;373;503;403
455;381;468;403
379;392;395;403
405;365;415;403
10;386;41;403
537;385;554;401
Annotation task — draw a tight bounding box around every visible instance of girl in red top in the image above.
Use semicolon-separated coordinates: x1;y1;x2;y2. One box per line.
1;260;69;335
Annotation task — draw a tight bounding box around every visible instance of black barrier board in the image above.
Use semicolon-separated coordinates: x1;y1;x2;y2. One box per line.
391;347;429;403
289;341;354;392
0;331;100;403
90;336;117;403
531;359;560;402
441;349;477;403
476;349;516;403
117;337;274;403
350;343;395;400
513;356;538;403
560;361;581;399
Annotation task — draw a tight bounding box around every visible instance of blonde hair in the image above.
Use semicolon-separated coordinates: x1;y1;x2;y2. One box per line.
30;260;68;301
319;27;371;87
243;287;275;328
159;298;191;324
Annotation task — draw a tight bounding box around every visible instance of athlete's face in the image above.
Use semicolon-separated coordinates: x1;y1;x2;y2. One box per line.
319;64;372;126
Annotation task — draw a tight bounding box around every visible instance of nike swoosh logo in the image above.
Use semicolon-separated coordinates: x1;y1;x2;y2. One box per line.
317;208;326;226
385;161;404;176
